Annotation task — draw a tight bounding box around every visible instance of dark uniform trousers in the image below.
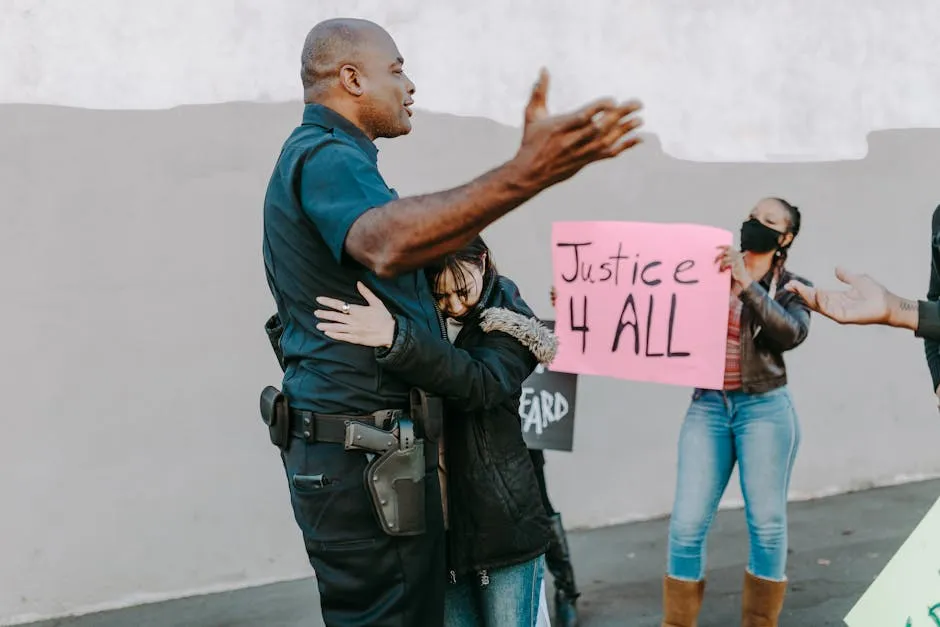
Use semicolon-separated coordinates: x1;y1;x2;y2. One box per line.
282;435;446;627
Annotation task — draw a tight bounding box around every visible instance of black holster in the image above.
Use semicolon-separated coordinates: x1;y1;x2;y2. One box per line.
364;421;427;537
360;389;443;536
260;385;290;450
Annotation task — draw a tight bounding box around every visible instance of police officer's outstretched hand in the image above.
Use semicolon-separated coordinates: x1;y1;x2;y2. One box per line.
514;68;643;189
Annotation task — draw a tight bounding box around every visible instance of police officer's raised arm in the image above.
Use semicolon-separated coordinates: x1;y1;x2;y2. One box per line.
345;71;643;279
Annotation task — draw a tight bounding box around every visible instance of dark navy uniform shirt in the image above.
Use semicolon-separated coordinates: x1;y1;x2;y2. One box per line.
262;104;442;413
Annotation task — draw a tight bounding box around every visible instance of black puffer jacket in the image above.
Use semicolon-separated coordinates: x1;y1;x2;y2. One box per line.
375;273;556;583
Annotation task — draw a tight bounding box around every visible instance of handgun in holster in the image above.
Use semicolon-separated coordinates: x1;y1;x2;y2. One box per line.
259;385;290;450
361;388;444;537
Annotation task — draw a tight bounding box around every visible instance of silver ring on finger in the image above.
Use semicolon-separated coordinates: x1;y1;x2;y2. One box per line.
342;302;350;315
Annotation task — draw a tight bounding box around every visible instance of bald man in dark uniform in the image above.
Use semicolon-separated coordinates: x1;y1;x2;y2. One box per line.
262;18;644;626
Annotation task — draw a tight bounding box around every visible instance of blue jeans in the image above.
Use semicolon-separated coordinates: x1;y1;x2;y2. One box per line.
667;387;800;582
444;556;544;627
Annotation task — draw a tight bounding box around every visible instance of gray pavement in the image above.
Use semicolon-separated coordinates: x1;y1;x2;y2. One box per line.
26;478;940;626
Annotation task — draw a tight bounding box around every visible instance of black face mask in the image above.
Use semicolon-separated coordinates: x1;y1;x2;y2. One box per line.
740;218;783;253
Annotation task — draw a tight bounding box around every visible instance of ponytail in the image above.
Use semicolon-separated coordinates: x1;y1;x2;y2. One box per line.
769;197;801;280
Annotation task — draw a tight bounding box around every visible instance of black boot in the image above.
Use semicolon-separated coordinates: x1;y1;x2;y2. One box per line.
545;513;580;627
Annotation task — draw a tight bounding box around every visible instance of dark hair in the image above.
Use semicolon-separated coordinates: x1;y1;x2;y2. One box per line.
768;197;802;276
426;236;497;305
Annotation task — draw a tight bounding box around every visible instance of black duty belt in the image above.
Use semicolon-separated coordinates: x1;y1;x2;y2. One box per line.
288;408;404;444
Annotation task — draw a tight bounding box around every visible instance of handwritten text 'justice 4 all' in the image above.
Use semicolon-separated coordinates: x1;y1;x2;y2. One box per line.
556;241;704;356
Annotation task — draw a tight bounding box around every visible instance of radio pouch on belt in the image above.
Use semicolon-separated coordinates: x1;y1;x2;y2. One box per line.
259;385;289;450
264;314;287;372
409;388;444;443
364;418;427;536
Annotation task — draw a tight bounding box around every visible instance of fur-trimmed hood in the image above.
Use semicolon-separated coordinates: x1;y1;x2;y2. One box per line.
478;308;558;365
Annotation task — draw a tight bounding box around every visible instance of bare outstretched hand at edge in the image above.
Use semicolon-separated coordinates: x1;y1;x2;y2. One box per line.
784;266;915;329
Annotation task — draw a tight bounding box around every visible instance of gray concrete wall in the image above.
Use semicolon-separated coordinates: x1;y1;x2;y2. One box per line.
4;0;940;623
2;102;939;623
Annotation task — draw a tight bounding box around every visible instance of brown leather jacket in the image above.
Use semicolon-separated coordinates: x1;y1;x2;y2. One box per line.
720;267;813;394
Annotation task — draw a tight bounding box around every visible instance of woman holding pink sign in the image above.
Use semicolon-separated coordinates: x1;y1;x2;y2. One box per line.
660;198;812;627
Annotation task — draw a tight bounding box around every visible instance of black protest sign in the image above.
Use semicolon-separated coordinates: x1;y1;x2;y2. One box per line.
519;320;578;451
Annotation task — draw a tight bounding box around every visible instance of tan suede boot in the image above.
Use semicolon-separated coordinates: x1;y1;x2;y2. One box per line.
741;571;787;627
660;575;705;627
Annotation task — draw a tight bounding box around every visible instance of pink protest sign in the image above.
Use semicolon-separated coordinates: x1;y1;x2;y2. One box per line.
550;221;733;389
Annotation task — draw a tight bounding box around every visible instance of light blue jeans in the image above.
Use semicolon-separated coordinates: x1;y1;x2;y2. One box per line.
667;387;800;582
444;555;544;627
